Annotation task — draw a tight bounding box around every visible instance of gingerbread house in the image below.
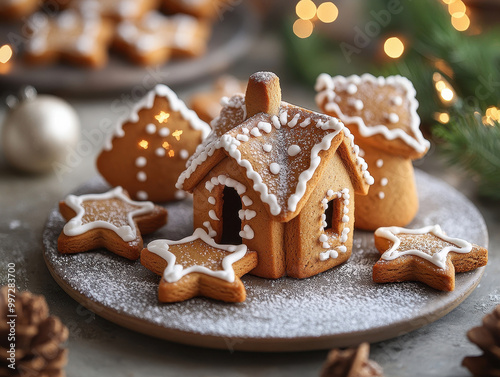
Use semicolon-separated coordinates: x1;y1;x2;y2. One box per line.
97;84;210;202
315;73;430;231
176;72;373;279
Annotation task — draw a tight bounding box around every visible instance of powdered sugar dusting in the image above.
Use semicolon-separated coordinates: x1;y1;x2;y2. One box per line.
43;172;487;344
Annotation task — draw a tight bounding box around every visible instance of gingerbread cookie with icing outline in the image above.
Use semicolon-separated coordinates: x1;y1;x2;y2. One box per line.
68;0;160;22
58;186;167;260
373;225;488;291
141;228;258;302
114;11;210;66
315;73;430;230
24;9;114;68
97;84;210;202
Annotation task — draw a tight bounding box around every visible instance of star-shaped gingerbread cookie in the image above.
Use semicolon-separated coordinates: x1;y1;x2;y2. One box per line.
25;10;114;68
141;228;258;302
372;225;488;291
58;186;167;260
114;11;210;66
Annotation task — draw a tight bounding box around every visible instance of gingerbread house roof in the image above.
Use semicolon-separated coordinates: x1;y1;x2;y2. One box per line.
177;73;373;223
103;84;210;151
315;73;430;159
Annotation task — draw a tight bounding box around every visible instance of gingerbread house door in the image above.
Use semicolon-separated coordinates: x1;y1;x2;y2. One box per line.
220;186;243;245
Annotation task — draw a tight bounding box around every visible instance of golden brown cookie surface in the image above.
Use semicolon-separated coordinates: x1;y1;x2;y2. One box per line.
177;71;374;279
114;11;210;66
58;186;167;260
141;228;258;302
97;84;210;202
315;73;430;230
373;225;488;291
24;10;113;68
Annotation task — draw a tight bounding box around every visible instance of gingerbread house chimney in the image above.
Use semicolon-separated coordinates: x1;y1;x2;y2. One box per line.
245;71;281;119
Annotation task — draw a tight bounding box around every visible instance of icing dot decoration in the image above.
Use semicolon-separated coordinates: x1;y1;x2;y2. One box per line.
388;113;399;124
158;127;170;137
287;145;301;157
155;147;166;157
269;163;281;175
179;149;189;159
346;83;357;94
135;156;147;168
146;123;156;134
136;190;148;200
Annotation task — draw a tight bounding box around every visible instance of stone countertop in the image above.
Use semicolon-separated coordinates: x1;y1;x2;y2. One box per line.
1;36;499;377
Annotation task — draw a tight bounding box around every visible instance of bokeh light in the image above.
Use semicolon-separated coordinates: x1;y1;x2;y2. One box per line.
0;44;13;64
383;37;405;59
451;13;470;31
296;0;317;20
317;2;338;23
293;19;314;39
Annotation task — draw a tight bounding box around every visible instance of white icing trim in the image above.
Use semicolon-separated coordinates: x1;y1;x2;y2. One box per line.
375;225;473;269
319;188;350;261
104;84;210;151
177;99;373;216
147;228;248;283
63;186;154;242
287;116;344;213
315;73;430;154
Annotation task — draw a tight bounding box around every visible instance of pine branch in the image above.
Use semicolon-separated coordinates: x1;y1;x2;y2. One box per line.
433;111;500;200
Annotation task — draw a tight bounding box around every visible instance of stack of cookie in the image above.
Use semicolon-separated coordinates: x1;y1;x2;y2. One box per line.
1;0;230;68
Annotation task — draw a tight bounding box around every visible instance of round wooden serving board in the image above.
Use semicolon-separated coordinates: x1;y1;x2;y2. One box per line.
43;170;488;352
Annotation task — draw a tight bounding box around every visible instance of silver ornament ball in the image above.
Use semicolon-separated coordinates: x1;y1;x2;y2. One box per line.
2;89;80;174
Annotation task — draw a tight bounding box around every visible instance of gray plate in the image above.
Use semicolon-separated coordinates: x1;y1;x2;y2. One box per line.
0;4;258;94
42;169;488;352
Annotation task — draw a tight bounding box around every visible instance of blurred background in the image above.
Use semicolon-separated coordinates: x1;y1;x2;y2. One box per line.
0;2;499;376
0;0;499;199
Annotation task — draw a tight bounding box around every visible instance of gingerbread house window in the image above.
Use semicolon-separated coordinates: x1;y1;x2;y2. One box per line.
323;196;343;235
221;186;242;245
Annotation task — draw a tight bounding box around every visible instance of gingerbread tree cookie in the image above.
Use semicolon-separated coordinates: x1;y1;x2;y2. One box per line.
372;225;488;291
114;11;210;66
316;73;430;230
58;186;167;260
141;228;258;302
25;10;114;68
176;72;373;279
97;84;210;202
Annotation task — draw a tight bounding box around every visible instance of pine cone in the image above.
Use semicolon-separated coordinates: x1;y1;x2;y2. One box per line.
320;342;384;377
463;305;500;377
0;286;68;377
